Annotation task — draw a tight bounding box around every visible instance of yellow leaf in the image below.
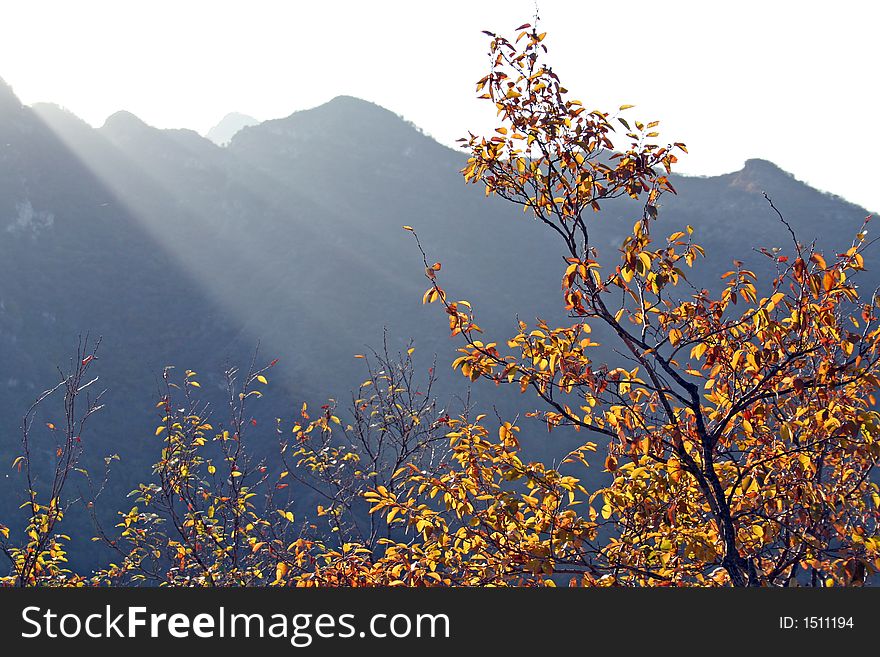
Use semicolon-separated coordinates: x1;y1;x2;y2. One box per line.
731;349;743;369
402;225;414;231
155;426;166;436
256;375;268;385
690;342;707;360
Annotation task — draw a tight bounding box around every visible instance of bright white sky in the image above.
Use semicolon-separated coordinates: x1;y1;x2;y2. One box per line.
1;0;878;211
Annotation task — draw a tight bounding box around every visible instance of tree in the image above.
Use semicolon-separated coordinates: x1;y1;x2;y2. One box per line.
0;338;104;586
83;343;459;586
396;23;880;586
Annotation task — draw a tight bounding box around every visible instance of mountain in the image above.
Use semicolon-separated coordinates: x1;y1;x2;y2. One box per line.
205;111;260;146
0;82;874;569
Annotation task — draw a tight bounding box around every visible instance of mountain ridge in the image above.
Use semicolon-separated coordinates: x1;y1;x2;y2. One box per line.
0;76;873;212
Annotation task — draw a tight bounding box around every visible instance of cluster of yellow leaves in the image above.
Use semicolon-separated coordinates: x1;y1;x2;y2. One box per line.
0;496;76;586
460;28;684;226
360;417;599;585
416;24;880;586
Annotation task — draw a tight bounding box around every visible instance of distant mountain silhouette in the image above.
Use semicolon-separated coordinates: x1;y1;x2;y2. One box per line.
0;83;875;569
205;111;260;146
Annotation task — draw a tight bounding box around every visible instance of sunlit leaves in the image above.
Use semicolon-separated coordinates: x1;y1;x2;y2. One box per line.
415;22;880;587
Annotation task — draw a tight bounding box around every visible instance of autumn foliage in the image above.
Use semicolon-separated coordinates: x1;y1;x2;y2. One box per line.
2;24;879;587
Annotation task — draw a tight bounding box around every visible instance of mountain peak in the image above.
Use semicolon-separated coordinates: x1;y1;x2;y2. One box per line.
273;95;414;132
206;112;259;146
323;95;383;109
310;95;409;125
727;157;796;194
740;158;788;176
32;102;89;124
101;110;152;134
228;94;438;165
